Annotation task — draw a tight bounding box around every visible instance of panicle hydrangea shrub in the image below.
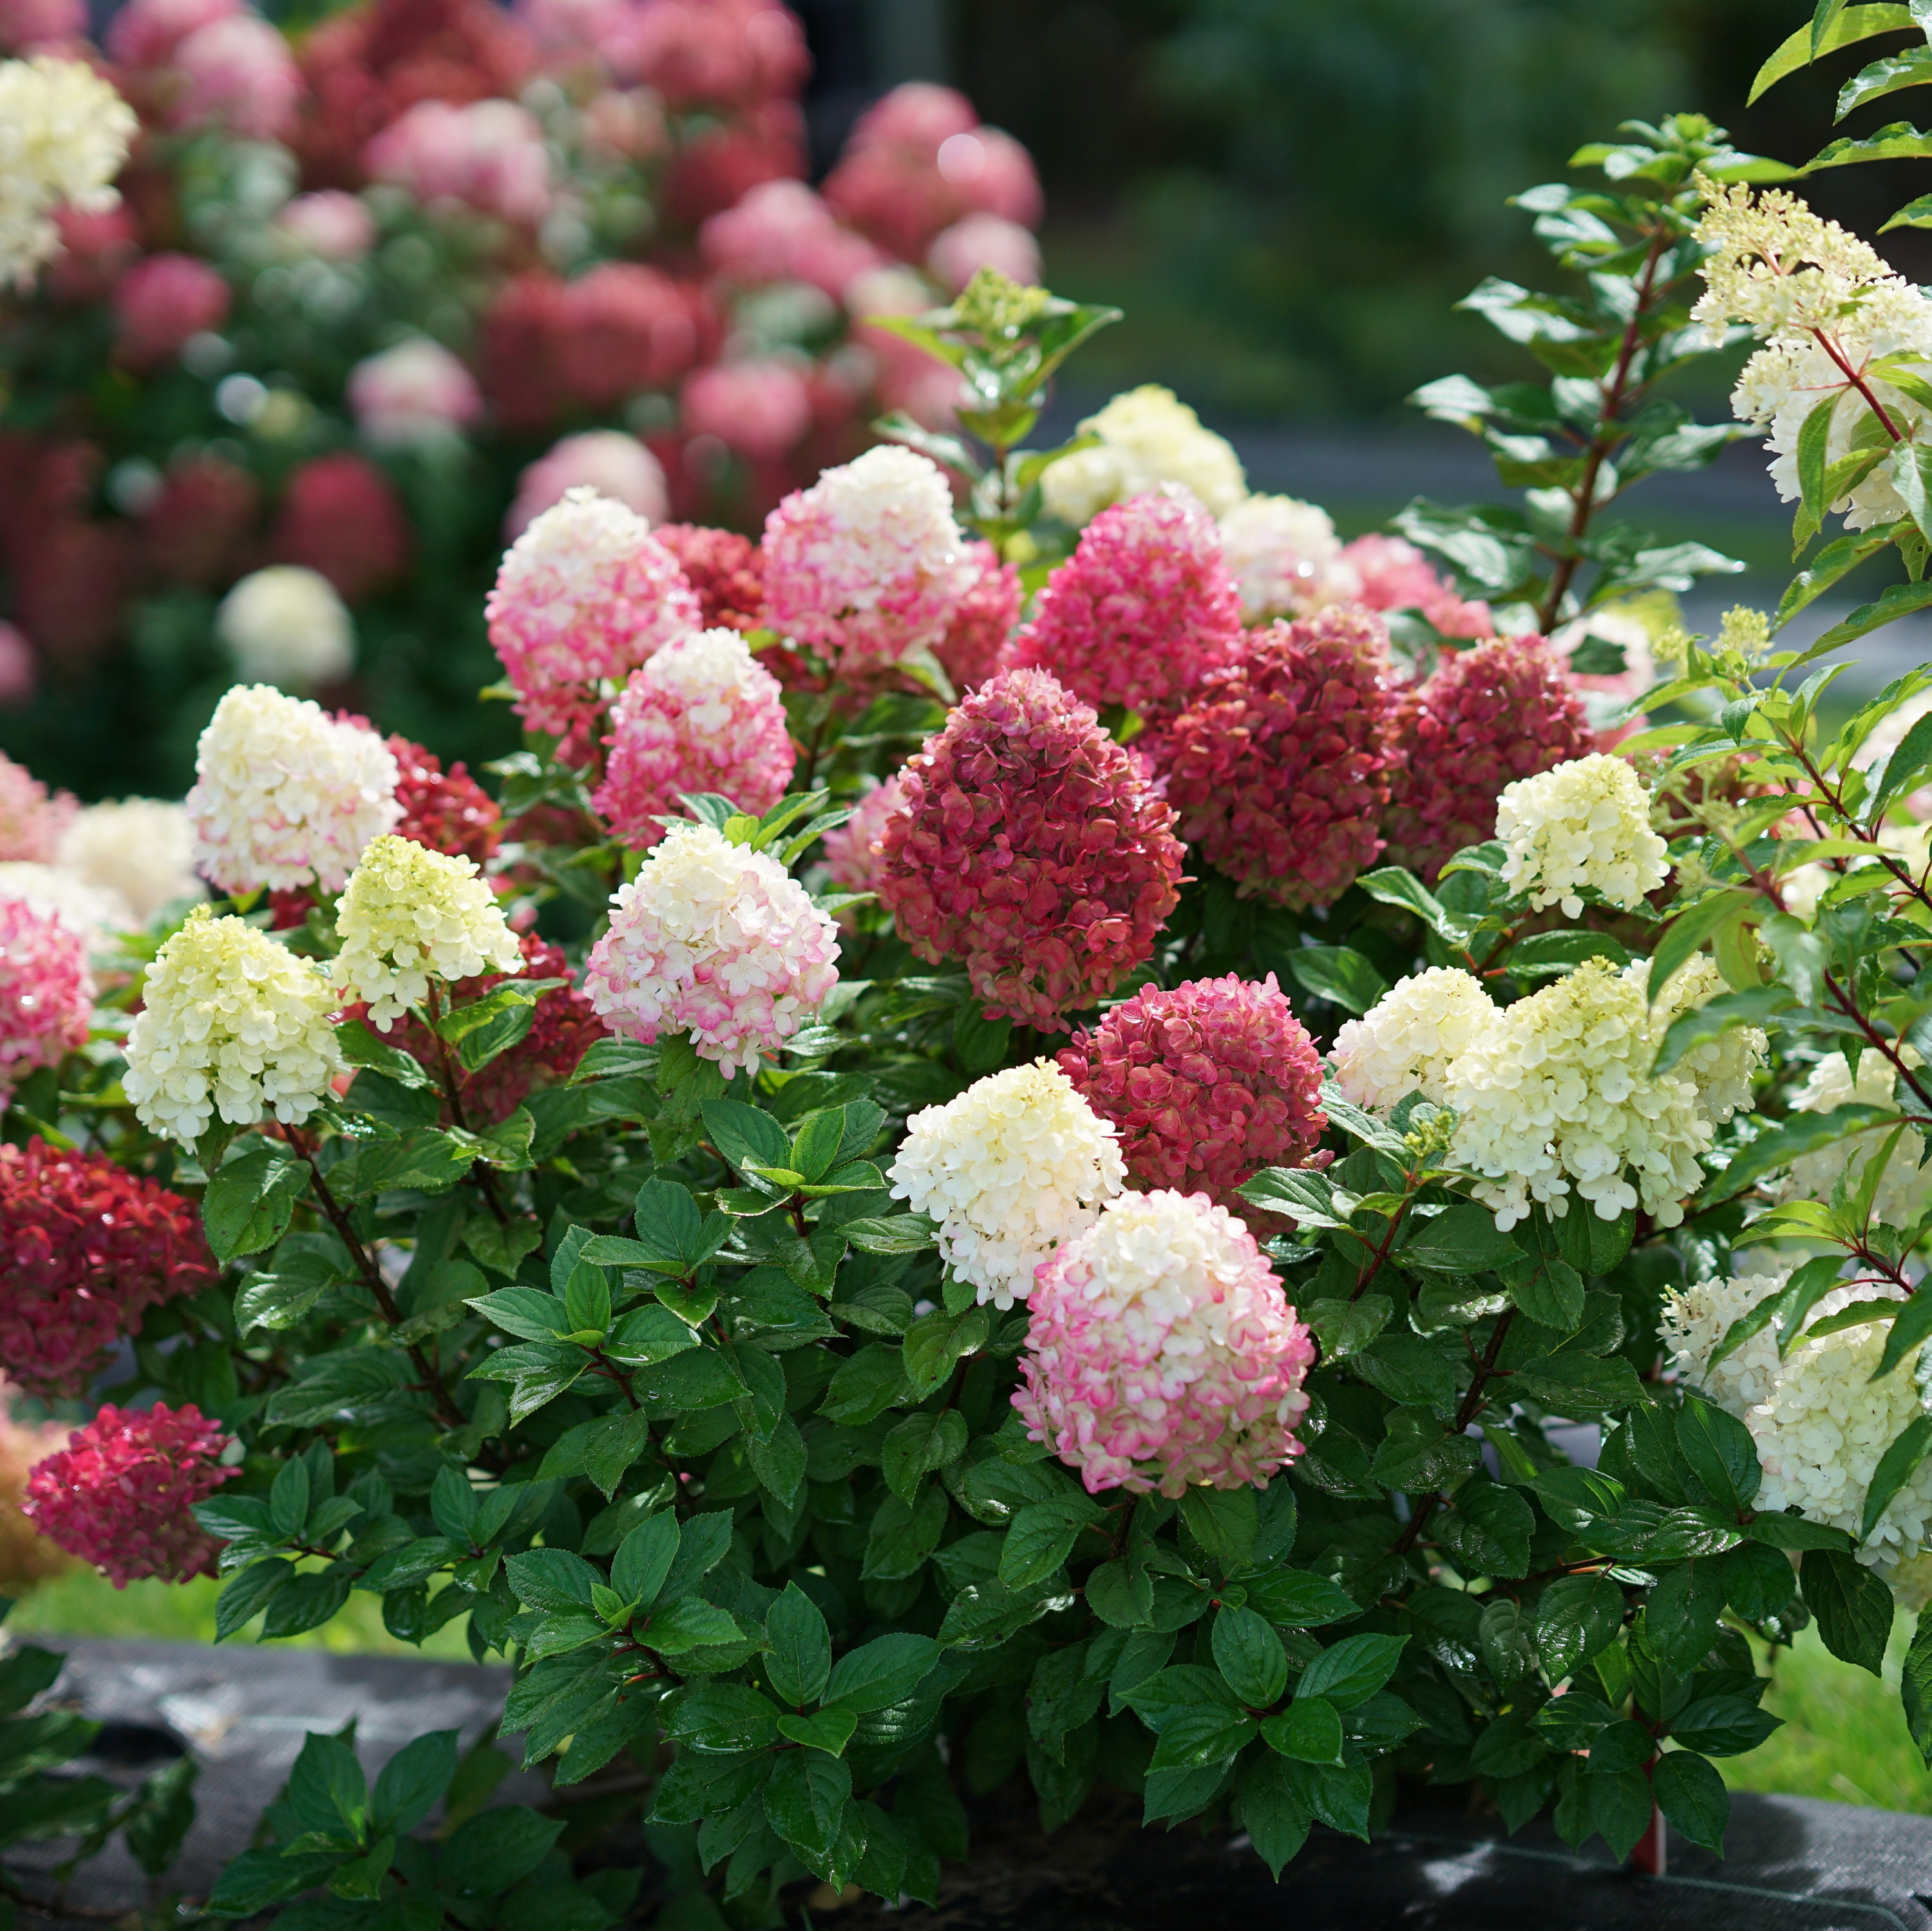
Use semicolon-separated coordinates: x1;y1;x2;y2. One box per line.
0;896;91;1095
1160;607;1394;908
186;684;401;894
887;1060;1124;1308
585;820;839;1075
485;486;701;758
1381;636;1594;880
1058;974;1325;1202
23;1402;232;1587
591;628;795;849
122;907;344;1144
0;1138;213;1399
1005;485;1244;720
875;668;1185;1028
1015;1189;1316;1496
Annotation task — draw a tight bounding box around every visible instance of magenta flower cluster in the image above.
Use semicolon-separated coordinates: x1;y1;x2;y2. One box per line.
0;898;92;1098
1161;607;1396;909
24;1402;234;1587
1059;974;1326;1203
876;668;1184;1028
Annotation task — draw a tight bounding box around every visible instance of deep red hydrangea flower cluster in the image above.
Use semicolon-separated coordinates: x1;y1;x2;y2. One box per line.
876;668;1185;1028
1058;974;1327;1203
24;1402;233;1587
273;453;411;603
654;523;767;632
1161;607;1395;909
388;733;502;866
0;1140;216;1400
1382;634;1595;880
1005;487;1243;721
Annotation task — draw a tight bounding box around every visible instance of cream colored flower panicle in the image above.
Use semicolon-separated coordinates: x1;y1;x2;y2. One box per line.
1778;1050;1932;1232
1445;956;1728;1229
216;566;355;691
1329;966;1494;1115
123;906;345;1145
333;834;522;1029
1663;1269;1932;1607
57;799;203;924
0;57;137;288
1497;753;1669;917
1652;955;1768;1129
1217;495;1346;621
1041;386;1247;529
887;1060;1125;1309
187;684;401;894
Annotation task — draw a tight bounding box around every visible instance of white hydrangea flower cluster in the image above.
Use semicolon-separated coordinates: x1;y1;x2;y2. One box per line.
1426;956;1763;1229
215;566;356;692
1655;956;1768;1129
1040;385;1248;528
1215;495;1347;621
1496;753;1670;917
333;834;522;1029
888;1059;1125;1309
0;56;137;288
187;684;401;894
1695;178;1932;530
0;861;131;947
1663;1270;1932;1607
1330;966;1496;1115
57;798;204;925
1778;1050;1932;1232
123;907;345;1144
583;821;839;1077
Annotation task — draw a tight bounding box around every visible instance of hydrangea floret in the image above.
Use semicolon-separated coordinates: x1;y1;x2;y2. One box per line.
584;821;840;1076
186;684;401;894
332;833;524;1030
887;1059;1124;1309
1014;1189;1315;1496
1496;752;1669;916
122;907;345;1144
1058;974;1325;1203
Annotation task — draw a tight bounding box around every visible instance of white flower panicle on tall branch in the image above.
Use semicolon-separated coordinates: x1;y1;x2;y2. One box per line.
1497;753;1670;917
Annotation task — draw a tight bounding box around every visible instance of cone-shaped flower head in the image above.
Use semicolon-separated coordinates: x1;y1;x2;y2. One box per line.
123;906;345;1145
1059;973;1325;1202
186;684;401;894
1014;1189;1315;1496
24;1402;232;1587
592;628;795;849
0;896;90;1095
876;668;1184;1028
1161;607;1394;908
333;833;523;1030
1497;752;1669;916
0;55;137;289
0;1139;213;1399
1331;966;1494;1115
1005;485;1243;719
887;1059;1125;1309
584;820;839;1075
761;445;972;670
485;485;701;755
1382;636;1594;881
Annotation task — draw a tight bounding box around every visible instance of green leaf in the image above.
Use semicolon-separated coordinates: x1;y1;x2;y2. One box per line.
1436;1482;1533;1579
1806;577;1932;653
1646;1557;1728;1674
440;1807;564;1896
1751;3;1912;103
1211;1606;1289;1709
1238;1753;1314;1878
842;1214;939;1256
1649;889;1756;1010
1652;1750;1729;1853
1179;1486;1258;1571
1296;1634;1406;1710
1533;1574;1624;1682
777;1708;858;1755
1862;1413;1932;1540
762;1747;851;1858
448;984;548;1073
764;1584;833;1708
205;1850;339;1916
1282;946;1388;1015
1676;1398;1762;1513
1669;1695;1782;1757
999;1497;1092;1591
372;1731;459;1836
1703;1103;1902;1205
288;1731;368;1837
900;1304;989;1397
862;1485;949;1580
1801;1548;1893;1675
204;1143;309;1264
1238;1166;1347;1229
1903;1605;1932;1767
1261;1697;1344;1766
1653;984;1796;1077
664;1682;782;1753
1709;1254;1848;1370
611;1511;680;1608
701;1098;792;1184
1401;1205;1520;1273
824;1633;940;1713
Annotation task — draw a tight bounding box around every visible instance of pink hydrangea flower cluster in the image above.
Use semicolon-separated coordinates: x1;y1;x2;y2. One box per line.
1341;533;1495;639
1058;974;1326;1203
927;211;1040;295
507;431;668;538
0;898;91;1097
876;668;1185;1028
1160;607;1395;909
106;0;237;67
275;190;375;261
114;253;230;370
699;178;883;300
1006;485;1244;721
23;1402;233;1587
0;751;76;861
364;98;553;225
1014;1189;1316;1496
347;339;484;449
0;1138;214;1399
936;539;1021;693
1383;634;1596;880
760;446;971;671
585;820;840;1075
681;358;814;461
591;628;795;848
604;0;808;108
171;12;303;140
485;485;701;757
655;523;766;633
822;771;908;896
